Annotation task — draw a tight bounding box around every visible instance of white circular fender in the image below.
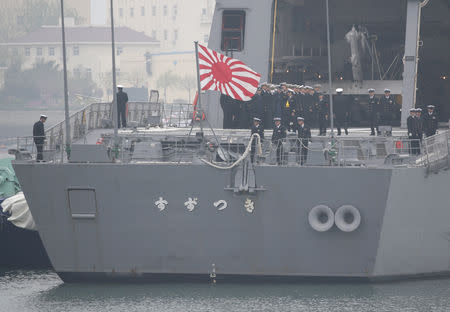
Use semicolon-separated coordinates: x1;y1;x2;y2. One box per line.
308;205;334;232
335;205;361;232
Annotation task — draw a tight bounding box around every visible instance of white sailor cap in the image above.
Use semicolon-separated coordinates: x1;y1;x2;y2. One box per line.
306;86;314;90
313;84;322;88
288;88;294;93
336;88;344;93
384;88;391;93
409;108;415;112
117;84;124;88
273;117;282;121
40;114;48;119
427;105;435;109
368;88;375;92
297;116;305;121
253;117;261;122
417;108;422;112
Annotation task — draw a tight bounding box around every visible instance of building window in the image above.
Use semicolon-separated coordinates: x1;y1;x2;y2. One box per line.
119;8;123;17
173;5;177;19
130;7;134;17
174;29;178;41
49;47;55;56
163;5;167;16
86;68;92;80
141;6;145;16
36;47;42;56
164;30;168;41
73;68;81;78
25;47;30;56
221;10;246;52
73;46;79;56
151;30;157;39
117;46;123;56
152;6;156;16
202;8;207;16
204;35;209;43
12;47;18;56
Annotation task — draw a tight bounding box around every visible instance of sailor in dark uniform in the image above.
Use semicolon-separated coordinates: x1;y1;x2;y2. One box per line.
252;88;264;121
117;85;128;128
33;114;47;161
317;93;328;136
272;117;287;165
250;117;264;163
411;108;423;155
220;94;234;129
367;88;380;136
333;88;349;136
295;117;311;165
423;105;438;137
284;89;296;132
303;86;315;128
416;108;424;141
379;89;396;135
407;108;416;155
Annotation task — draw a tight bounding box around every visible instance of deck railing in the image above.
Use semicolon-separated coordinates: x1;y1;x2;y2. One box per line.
423;130;450;174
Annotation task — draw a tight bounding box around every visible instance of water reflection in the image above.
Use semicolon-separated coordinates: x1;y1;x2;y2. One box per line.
1;269;450;312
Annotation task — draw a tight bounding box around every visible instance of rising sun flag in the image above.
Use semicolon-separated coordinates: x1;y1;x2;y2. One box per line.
197;44;261;102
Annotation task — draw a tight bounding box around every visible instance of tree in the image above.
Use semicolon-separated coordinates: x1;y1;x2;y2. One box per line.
0;0;79;66
177;75;197;104
0;60;101;109
156;71;180;103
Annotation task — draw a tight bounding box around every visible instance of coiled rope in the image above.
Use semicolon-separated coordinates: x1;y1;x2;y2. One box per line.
200;133;262;170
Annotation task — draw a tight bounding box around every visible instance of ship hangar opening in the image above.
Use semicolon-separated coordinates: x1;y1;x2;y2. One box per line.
269;0;450;125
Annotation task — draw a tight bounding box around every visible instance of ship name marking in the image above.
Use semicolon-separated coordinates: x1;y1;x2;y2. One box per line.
184;198;198;212
244;199;255;213
155;197;168;211
214;200;228;211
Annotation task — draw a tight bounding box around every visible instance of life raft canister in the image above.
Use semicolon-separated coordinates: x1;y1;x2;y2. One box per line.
308;205;334;232
334;205;361;232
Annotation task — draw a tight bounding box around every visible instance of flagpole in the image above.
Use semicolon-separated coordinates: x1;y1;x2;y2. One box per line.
326;0;335;137
194;41;203;132
60;0;71;159
110;0;119;149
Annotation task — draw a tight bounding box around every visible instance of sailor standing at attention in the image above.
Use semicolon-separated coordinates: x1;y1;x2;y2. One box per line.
272;117;287;165
367;88;380;136
250;117;264;163
407;108;416;155
295;117;311;165
117;85;129;128
423;105;438;137
33;114;47;162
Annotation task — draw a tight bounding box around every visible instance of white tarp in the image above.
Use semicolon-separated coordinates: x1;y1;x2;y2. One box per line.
0;192;36;231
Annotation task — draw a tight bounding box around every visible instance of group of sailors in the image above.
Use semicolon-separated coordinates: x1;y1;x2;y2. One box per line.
250;115;311;166
221;83;402;137
407;105;438;155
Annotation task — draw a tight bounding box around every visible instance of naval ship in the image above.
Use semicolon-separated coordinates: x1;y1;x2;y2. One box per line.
10;0;450;282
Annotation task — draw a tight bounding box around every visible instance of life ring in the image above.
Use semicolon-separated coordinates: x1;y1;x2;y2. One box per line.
308;205;334;232
335;205;361;232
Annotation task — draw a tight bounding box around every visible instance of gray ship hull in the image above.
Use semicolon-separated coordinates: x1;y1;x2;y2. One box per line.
13;163;450;282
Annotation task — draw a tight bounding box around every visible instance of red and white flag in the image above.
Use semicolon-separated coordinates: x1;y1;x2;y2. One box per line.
197;44;261;102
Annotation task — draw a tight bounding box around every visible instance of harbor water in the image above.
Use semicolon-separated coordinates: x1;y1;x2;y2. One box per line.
0;110;66;159
1;269;450;311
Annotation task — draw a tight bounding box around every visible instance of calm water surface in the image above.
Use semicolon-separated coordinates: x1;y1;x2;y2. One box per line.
1;269;450;312
0;110;66;159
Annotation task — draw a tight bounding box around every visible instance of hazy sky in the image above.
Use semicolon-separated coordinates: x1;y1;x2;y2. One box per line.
91;0;106;25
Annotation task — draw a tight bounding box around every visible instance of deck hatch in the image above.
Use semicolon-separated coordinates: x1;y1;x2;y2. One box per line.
67;188;98;219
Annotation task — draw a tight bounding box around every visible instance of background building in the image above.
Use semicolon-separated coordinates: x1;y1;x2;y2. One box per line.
106;0;215;102
1;23;159;99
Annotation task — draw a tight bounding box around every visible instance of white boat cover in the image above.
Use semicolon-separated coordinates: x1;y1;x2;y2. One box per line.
0;192;36;231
